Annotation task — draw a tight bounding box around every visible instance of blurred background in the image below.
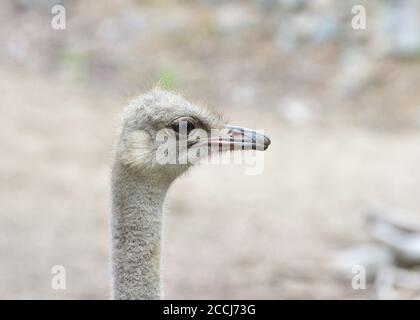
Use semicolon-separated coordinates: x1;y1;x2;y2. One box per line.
2;0;420;299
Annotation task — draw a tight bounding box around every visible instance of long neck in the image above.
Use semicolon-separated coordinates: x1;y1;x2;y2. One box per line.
111;163;170;300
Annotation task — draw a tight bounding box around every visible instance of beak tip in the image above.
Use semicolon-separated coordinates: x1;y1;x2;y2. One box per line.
263;136;271;150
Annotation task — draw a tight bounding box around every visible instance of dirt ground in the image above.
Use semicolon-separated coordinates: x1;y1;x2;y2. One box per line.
1;1;420;299
2;65;420;299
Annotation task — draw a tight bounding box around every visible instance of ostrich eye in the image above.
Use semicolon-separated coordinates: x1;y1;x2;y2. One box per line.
170;117;197;135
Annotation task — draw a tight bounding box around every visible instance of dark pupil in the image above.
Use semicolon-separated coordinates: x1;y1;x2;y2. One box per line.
186;121;195;133
172;120;195;135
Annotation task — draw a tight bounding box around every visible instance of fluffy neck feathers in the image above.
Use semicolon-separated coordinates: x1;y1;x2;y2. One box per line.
111;162;171;299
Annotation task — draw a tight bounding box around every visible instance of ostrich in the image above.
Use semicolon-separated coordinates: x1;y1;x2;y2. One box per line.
111;89;271;299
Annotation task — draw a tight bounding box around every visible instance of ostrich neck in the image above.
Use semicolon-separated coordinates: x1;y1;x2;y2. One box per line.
111;163;171;300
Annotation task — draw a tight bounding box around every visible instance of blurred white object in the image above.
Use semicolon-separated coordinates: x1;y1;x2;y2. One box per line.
375;265;397;300
373;1;420;58
215;4;257;34
332;49;374;97
332;244;394;282
376;266;420;300
333;204;420;298
367;206;420;266
277;98;316;125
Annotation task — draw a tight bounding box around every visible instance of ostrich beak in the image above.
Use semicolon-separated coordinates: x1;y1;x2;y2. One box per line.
223;125;271;151
189;125;271;152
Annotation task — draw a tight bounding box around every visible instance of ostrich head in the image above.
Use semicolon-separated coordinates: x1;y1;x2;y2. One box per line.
115;89;271;182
